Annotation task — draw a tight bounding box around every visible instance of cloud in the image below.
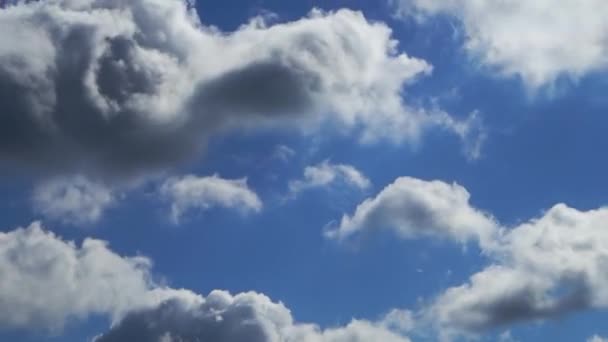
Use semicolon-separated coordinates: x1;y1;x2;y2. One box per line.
0;0;471;180
450;111;486;161
32;175;114;225
95;290;412;342
288;160;371;198
160;174;262;224
395;0;608;88
429;204;608;336
0;222;193;332
0;222;412;342
272;144;296;163
589;336;608;342
326;177;498;247
328;176;608;337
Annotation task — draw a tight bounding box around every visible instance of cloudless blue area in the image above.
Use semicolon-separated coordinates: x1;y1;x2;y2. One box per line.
2;1;608;341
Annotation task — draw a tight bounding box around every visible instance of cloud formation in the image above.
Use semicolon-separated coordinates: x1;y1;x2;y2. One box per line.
0;0;471;180
326;177;498;247
32;175;114;225
430;204;608;336
329;176;608;337
95;290;413;342
396;0;608;88
589;336;608;342
0;222;412;342
288;160;371;198
160;174;262;224
0;222;192;331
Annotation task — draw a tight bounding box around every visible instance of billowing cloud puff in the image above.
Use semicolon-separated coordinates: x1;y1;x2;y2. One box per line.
95;290;413;342
0;0;471;180
32;175;114;225
0;222;194;331
326;177;498;247
288;160;371;198
0;222;412;342
160;174;262;224
396;0;608;88
329;176;608;337
430;204;608;336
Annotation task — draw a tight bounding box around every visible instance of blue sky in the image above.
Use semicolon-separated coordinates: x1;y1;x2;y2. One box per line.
1;1;608;342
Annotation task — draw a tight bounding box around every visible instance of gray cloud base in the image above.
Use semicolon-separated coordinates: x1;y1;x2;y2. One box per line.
0;222;412;342
0;0;468;180
331;176;608;338
95;291;413;342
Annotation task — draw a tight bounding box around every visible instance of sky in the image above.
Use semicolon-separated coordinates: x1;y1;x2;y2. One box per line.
1;0;608;342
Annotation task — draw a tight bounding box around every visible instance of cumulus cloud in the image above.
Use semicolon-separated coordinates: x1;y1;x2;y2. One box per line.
0;0;472;180
0;222;194;331
288;160;371;198
32;175;114;225
395;0;608;88
326;177;498;247
328;176;608;337
160;174;262;224
589;336;608;342
429;204;608;336
0;222;412;341
95;290;412;342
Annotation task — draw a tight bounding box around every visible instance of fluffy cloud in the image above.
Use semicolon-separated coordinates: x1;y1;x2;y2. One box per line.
288;160;371;198
429;204;608;336
0;222;192;331
0;222;412;341
95;290;412;342
32;175;114;225
0;0;471;180
329;176;608;337
160;174;262;224
396;0;608;88
326;177;498;247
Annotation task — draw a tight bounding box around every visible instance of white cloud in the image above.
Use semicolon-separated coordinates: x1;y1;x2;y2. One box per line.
396;0;608;88
328;175;608;337
588;336;608;342
0;222;413;342
326;177;498;247
160;174;262;224
0;0;473;179
381;308;416;333
429;204;608;336
32;175;114;225
288;160;371;198
0;222;194;331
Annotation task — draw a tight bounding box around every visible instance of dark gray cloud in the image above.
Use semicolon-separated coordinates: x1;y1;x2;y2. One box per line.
95;290;413;342
0;11;202;178
95;295;272;342
0;0;465;181
434;266;592;333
